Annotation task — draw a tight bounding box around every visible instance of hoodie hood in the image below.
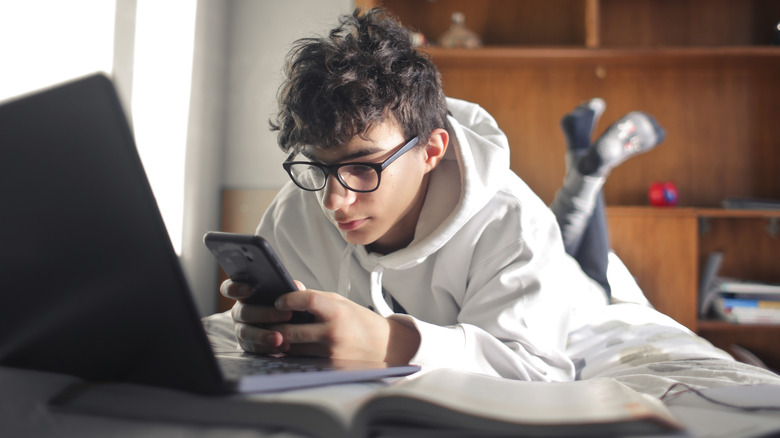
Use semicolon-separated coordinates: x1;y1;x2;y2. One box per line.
356;97;511;272
342;98;512;316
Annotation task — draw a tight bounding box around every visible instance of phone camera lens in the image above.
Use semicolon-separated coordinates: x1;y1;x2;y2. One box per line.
240;246;253;262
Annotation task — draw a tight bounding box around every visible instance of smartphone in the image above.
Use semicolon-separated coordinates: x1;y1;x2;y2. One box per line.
203;231;314;324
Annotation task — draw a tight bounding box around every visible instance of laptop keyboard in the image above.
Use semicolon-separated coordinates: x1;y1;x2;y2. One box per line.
216;354;337;379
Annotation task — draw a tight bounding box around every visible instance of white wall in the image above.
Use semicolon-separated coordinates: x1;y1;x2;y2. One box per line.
183;0;353;315
221;0;353;190
180;0;231;316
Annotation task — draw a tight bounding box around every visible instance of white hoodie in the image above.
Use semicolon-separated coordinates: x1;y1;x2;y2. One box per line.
257;98;606;381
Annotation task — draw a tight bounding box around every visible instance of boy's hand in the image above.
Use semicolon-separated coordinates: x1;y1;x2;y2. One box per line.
221;280;419;363
220;279;297;355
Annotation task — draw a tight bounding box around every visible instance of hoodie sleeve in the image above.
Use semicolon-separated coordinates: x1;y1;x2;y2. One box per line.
389;187;604;382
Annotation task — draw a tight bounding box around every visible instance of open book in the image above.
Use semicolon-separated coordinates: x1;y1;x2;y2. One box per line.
52;368;683;437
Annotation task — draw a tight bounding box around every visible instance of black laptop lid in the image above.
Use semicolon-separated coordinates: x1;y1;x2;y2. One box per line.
0;74;227;395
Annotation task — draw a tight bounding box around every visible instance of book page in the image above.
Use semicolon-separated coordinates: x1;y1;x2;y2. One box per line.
243;378;398;426
368;369;679;426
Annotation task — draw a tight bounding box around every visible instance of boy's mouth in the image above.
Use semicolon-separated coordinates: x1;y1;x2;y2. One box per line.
337;218;367;231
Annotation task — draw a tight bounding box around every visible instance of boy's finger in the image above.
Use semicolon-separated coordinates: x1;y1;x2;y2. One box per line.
232;301;292;324
220;279;252;299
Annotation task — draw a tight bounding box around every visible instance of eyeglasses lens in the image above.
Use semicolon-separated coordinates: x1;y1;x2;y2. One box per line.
289;164;326;190
338;165;378;192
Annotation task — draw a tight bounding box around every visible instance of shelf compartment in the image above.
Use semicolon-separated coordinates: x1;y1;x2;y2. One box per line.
698;214;780;286
599;0;780;48
429;53;780;206
369;0;589;47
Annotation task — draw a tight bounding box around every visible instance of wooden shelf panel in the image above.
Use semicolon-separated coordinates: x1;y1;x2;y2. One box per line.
698;320;780;331
697;208;780;219
599;0;780;47
606;207;699;331
367;0;780;48
607;206;696;218
424;46;780;68
605;206;780;219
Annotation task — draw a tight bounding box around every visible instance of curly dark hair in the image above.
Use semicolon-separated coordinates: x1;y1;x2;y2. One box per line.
270;8;448;154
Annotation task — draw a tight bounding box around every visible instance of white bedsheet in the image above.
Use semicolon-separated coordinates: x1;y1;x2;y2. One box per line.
567;301;780;392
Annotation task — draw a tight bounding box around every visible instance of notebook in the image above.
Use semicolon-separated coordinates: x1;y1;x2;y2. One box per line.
0;73;419;395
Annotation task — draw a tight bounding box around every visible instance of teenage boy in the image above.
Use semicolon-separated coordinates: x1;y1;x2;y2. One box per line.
219;8;663;381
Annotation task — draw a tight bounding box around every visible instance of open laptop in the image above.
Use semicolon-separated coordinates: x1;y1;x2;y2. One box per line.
0;73;418;395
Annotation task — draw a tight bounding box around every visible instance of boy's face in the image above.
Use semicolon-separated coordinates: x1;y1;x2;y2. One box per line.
306;122;434;254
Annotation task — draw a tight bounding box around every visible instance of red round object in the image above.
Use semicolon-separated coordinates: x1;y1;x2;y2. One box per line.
648;181;678;207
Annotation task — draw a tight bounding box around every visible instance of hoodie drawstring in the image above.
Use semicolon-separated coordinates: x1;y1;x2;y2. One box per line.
370;266;393;317
337;245;353;297
338;244;394;316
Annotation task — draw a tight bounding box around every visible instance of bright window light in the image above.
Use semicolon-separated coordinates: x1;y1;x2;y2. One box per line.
131;0;197;254
0;1;115;101
0;0;195;254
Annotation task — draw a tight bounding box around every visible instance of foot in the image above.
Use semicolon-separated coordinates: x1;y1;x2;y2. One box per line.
577;111;665;176
560;98;606;152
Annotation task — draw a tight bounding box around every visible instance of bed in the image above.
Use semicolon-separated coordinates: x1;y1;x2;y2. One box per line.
3;252;780;437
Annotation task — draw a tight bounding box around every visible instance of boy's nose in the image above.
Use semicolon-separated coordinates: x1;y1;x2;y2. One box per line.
321;174;354;211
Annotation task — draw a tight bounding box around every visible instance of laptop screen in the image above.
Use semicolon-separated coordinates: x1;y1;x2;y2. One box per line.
0;74;227;394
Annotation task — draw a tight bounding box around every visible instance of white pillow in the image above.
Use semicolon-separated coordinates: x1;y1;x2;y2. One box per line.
607;250;652;307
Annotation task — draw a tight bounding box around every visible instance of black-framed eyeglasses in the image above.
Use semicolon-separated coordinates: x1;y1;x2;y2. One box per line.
282;137;419;193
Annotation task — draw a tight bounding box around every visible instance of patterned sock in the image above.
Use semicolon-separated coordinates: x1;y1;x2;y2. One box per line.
560;98;606;154
578;111;665;176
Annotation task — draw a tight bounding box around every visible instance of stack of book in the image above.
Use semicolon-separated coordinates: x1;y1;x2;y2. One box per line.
710;278;780;324
699;252;780;324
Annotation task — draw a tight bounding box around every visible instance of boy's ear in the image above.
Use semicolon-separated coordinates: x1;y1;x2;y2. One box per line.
423;128;449;173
